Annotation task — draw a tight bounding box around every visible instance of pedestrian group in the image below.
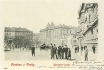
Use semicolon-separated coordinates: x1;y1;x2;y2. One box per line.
50;44;71;60
30;44;97;61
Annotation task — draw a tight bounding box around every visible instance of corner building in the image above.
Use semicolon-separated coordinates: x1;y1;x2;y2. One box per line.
78;3;98;54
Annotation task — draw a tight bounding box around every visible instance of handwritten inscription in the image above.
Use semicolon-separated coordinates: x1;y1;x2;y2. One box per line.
9;61;104;70
72;61;104;70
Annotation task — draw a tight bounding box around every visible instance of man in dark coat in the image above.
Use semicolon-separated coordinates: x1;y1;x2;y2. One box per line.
81;46;83;55
92;45;96;54
31;45;35;56
50;44;54;59
75;47;77;53
68;48;71;60
59;46;62;59
77;47;79;53
85;46;88;61
65;45;68;59
61;46;64;59
81;46;83;51
58;46;61;59
53;44;58;59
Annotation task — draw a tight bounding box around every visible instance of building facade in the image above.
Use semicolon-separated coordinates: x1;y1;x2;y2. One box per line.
78;3;98;53
4;27;33;48
38;22;77;47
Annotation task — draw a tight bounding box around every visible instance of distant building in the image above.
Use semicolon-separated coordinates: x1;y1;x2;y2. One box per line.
5;27;15;40
78;3;98;53
4;27;33;48
38;22;78;47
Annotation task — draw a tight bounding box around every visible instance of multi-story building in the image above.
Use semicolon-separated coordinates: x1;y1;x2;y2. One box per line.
4;27;33;48
38;22;77;47
78;3;98;53
5;27;16;45
15;27;33;48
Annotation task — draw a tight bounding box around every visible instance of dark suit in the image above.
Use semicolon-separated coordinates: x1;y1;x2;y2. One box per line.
62;47;65;59
31;47;35;56
51;46;54;59
65;47;68;59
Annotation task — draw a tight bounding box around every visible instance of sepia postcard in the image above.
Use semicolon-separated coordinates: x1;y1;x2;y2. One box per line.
0;0;104;70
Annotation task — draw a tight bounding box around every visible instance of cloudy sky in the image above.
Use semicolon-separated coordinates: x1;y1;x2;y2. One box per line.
1;0;98;33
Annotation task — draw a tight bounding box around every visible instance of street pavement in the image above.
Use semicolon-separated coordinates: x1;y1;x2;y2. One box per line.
5;48;51;60
5;48;77;61
5;48;97;61
77;50;97;61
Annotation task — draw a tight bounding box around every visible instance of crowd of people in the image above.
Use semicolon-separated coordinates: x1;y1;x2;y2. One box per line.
30;43;89;61
50;44;71;60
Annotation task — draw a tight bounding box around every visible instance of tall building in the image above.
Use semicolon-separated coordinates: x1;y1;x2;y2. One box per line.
78;3;98;53
38;22;77;47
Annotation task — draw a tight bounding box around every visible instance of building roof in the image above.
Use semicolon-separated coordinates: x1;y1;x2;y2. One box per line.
78;3;98;19
40;23;75;32
5;27;15;32
5;27;33;32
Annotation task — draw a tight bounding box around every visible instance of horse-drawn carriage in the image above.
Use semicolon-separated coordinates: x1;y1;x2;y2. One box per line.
40;44;50;51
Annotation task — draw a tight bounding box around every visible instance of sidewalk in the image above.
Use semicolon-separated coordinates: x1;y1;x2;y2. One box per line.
77;51;97;61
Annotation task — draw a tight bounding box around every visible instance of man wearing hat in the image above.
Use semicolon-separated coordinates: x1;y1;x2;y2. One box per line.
31;45;35;56
65;45;68;59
